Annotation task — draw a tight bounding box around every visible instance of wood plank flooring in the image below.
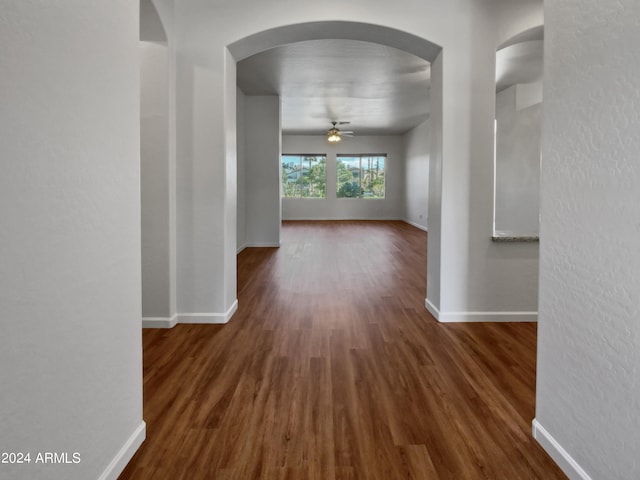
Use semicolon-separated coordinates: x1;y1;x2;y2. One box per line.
119;220;566;479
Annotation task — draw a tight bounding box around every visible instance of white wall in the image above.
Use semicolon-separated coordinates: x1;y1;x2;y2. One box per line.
245;96;281;246
140;0;178;329
0;2;144;479
282;135;404;220
237;88;247;251
494;84;541;236
426;0;540;322
140;42;174;320
175;53;238;322
402;120;430;230
534;1;640;478
426;53;444;312
424;3;543;321
148;0;175;40
141;0;167;41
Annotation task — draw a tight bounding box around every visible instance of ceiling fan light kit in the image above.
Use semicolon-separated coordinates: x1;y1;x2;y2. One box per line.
327;129;341;143
326;121;352;143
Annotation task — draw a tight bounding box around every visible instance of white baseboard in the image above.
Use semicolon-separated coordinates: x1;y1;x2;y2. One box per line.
282;217;402;221
425;298;537;322
142;315;178;329
244;242;280;248
439;311;537;322
143;301;239;328
98;421;146;480
403;219;428;232
177;299;238;324
425;298;440;320
532;419;592;480
237;244;247;254
224;299;238;322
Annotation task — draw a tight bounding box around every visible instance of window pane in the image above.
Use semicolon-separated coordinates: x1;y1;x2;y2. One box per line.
362;156;385;198
336;156;362;198
282;155;326;198
300;156;326;198
282;155;301;198
337;155;385;198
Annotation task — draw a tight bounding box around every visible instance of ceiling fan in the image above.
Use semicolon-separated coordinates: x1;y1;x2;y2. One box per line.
327;121;354;143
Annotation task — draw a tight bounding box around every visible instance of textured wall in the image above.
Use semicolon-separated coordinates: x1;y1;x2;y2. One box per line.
536;0;640;478
0;1;144;479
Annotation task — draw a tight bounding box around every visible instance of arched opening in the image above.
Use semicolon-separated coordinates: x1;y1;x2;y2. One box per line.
227;21;442;308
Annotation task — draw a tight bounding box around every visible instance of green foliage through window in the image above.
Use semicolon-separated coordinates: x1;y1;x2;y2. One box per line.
282;154;326;198
337;155;385;198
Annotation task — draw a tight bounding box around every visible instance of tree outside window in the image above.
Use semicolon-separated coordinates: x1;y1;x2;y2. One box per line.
336;155;385;198
281;154;326;198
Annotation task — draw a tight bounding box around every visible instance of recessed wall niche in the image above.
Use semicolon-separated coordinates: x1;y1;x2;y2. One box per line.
493;28;543;242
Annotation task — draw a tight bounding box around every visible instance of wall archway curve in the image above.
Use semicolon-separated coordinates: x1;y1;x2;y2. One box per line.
227;20;442;63
498;24;543;50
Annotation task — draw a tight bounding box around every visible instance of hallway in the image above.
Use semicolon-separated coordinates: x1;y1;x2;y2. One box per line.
120;221;566;479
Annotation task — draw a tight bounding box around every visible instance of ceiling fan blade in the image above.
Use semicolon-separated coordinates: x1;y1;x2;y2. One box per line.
340;130;354;134
341;133;355;137
338;121;351;125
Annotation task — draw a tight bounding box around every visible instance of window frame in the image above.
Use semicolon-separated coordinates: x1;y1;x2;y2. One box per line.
281;153;327;199
336;153;387;199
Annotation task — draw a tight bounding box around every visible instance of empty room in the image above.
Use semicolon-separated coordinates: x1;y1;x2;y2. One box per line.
2;1;638;479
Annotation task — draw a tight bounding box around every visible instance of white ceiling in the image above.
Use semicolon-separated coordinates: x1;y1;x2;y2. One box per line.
236;39;431;136
236;29;543;137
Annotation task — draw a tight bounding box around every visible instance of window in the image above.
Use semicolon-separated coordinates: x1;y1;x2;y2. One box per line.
281;154;326;198
336;154;386;198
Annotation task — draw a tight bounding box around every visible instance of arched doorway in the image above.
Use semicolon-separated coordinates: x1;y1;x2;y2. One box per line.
226;20;444;314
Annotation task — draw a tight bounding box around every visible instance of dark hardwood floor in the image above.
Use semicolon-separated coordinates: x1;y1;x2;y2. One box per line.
119;220;566;479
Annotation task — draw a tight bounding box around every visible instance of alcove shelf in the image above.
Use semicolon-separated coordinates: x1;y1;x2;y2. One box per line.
491;233;539;243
